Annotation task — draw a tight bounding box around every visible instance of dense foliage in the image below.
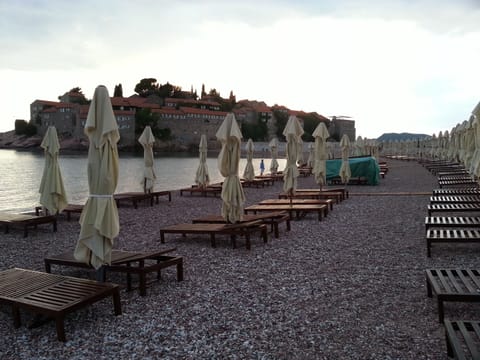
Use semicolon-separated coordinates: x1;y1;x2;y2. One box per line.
15;120;37;136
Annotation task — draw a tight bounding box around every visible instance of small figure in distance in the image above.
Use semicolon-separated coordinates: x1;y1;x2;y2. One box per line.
260;159;265;176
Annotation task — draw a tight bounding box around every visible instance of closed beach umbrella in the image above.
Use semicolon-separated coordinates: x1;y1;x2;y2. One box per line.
269;137;279;175
39;126;68;215
283;115;304;196
138;125;156;193
195;134;210;188
306;142;315;168
243;138;255;181
216;113;245;223
297;138;305;166
74;85;120;270
339;134;352;185
312;122;329;189
470;103;480;177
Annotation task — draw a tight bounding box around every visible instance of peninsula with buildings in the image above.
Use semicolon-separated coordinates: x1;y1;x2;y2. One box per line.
0;79;356;151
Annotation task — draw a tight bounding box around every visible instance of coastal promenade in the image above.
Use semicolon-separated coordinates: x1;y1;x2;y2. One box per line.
1;158;478;359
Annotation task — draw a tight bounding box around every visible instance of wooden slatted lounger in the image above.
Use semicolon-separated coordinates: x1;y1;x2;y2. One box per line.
192;211;291;239
160;220;268;250
426;269;480;323
294;188;349;200
0;211;57;237
438;179;478;188
433;188;480;196
259;198;334;214
426;229;480;257
427;204;480;216
244;204;327;221
0;268;121;342
430;195;480;204
279;191;342;204
444;320;480;359
425;216;480;231
44;248;183;296
179;186;222;197
114;191;172;208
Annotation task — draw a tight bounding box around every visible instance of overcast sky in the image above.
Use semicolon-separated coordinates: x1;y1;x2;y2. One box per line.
1;0;479;138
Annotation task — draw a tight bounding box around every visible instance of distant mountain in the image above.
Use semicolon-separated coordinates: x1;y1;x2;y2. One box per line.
376;132;431;142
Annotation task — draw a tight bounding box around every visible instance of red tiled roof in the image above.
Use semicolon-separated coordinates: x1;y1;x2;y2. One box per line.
179;107;228;116
111;97;132;107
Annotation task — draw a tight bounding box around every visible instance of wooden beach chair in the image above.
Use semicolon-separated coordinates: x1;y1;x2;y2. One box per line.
179;185;222;197
444;320;480;359
113;191;172;208
0;211;57;237
192;211;290;239
430;195;480;204
259;198;334;212
432;188;480;196
0;268;121;342
426;228;480;257
279;191;342;204
425;269;480;323
36;203;84;221
427;203;480;216
425;216;480;232
244;204;327;221
159;220;268;250
44;248;183;296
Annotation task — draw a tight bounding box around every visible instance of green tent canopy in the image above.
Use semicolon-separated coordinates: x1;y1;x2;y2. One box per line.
326;156;380;185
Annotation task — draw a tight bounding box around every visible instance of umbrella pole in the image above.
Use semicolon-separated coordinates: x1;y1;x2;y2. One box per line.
95;266;106;282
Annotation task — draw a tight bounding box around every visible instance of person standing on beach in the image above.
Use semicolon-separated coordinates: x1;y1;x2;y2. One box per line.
260;159;265;175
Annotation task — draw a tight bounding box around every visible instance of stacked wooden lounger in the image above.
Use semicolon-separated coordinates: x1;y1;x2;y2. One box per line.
0;268;121;342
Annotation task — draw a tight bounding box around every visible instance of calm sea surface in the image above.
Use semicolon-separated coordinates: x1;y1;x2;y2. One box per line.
0;149;286;213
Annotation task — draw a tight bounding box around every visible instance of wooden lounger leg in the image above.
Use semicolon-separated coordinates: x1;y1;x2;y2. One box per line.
437;299;444;323
113;289;122;316
427;239;432;257
12;304;21;328
210;234;216;248
126;263;133;292
177;260;184;282
245;233;251;250
273;223;279;238
160;231;165;243
262;227;268;244
55;317;66;342
138;260;146;296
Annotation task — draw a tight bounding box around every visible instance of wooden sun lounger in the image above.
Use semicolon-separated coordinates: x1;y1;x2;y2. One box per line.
159;220;268;250
444;320;480;359
179;185;222;197
114;191;172;208
425;216;480;231
259;198;334;213
279;191;342;204
35;203;84;221
294;188;349;200
433;188;480;196
426;228;480;257
0;211;57;237
0;268;121;342
192;211;290;238
44;248;183;296
430;195;480;204
438;179;478;188
427;204;480;216
241;178;274;187
426;269;480;323
244;204;327;221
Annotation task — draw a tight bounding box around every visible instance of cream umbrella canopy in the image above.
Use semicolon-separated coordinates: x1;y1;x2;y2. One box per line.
74;85;120;270
39;126;68;215
243;138;255;181
269;137;279;175
195;134;210;188
282;115;304;196
216;113;246;223
138;126;156;193
312;122;330;189
339;134;352;185
306;142;315;168
470;103;480;177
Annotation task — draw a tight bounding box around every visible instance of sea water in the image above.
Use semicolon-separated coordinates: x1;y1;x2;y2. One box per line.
0;149;285;212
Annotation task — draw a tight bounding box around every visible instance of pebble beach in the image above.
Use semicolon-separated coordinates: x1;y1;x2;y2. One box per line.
1;157;479;359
